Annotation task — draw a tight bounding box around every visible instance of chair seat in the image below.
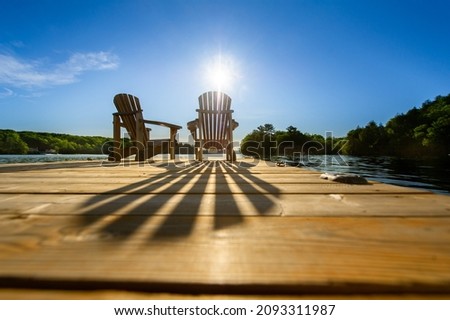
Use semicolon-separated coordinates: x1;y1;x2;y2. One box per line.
109;93;182;162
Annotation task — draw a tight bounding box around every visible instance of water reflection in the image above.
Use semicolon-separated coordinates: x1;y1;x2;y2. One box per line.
303;155;450;195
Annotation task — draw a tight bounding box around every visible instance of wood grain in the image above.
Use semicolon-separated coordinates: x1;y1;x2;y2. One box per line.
0;159;449;298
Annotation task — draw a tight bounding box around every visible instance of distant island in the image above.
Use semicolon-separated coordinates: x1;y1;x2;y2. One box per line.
1;93;449;158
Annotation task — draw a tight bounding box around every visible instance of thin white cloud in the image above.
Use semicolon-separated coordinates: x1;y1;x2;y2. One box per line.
0;51;119;89
0;87;14;98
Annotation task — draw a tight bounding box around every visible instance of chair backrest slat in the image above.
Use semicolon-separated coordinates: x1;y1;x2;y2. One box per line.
113;93;149;142
197;91;233;149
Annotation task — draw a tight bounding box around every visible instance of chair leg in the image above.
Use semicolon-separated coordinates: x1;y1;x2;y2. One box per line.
226;144;234;162
170;128;177;160
108;145;122;162
110;114;122;162
108;151;121;162
135;150;145;162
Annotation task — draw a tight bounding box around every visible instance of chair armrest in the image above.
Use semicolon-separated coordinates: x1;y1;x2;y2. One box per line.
113;111;140;116
187;119;198;131
143;119;182;130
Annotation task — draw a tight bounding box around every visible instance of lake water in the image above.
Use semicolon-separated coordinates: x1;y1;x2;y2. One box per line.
301;155;450;195
0;154;109;163
0;153;449;195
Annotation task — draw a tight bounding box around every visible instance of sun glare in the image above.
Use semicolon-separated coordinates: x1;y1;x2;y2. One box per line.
204;54;239;92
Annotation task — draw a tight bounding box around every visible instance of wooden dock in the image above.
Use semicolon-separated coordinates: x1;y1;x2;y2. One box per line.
1;159;450;299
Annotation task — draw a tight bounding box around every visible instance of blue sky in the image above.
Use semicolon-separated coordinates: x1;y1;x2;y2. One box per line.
1;0;450;141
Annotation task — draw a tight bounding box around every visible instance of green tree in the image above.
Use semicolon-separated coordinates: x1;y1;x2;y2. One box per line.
0;130;29;154
241;124;277;159
343;122;387;155
257;123;275;135
384;94;450;156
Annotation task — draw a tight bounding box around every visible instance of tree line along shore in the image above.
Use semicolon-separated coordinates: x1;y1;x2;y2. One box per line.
1;93;449;158
0;130;196;155
242;93;449;159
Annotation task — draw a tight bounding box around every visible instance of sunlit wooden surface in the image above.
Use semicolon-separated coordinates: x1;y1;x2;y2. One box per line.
1;159;449;299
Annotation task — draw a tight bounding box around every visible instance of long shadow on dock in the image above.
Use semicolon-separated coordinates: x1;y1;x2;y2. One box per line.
79;160;281;241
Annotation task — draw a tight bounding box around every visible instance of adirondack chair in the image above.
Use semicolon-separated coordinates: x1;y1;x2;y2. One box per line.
109;93;182;162
187;91;239;161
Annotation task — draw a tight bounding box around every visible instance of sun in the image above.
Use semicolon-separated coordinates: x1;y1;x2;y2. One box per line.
204;53;239;92
211;63;232;89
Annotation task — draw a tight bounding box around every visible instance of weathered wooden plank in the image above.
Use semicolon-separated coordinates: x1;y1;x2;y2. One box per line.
0;172;328;182
0;215;449;295
1;162;430;195
1;193;449;216
2;288;449;299
281;193;450;216
0;181;427;194
0;159;319;174
0;166;315;176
